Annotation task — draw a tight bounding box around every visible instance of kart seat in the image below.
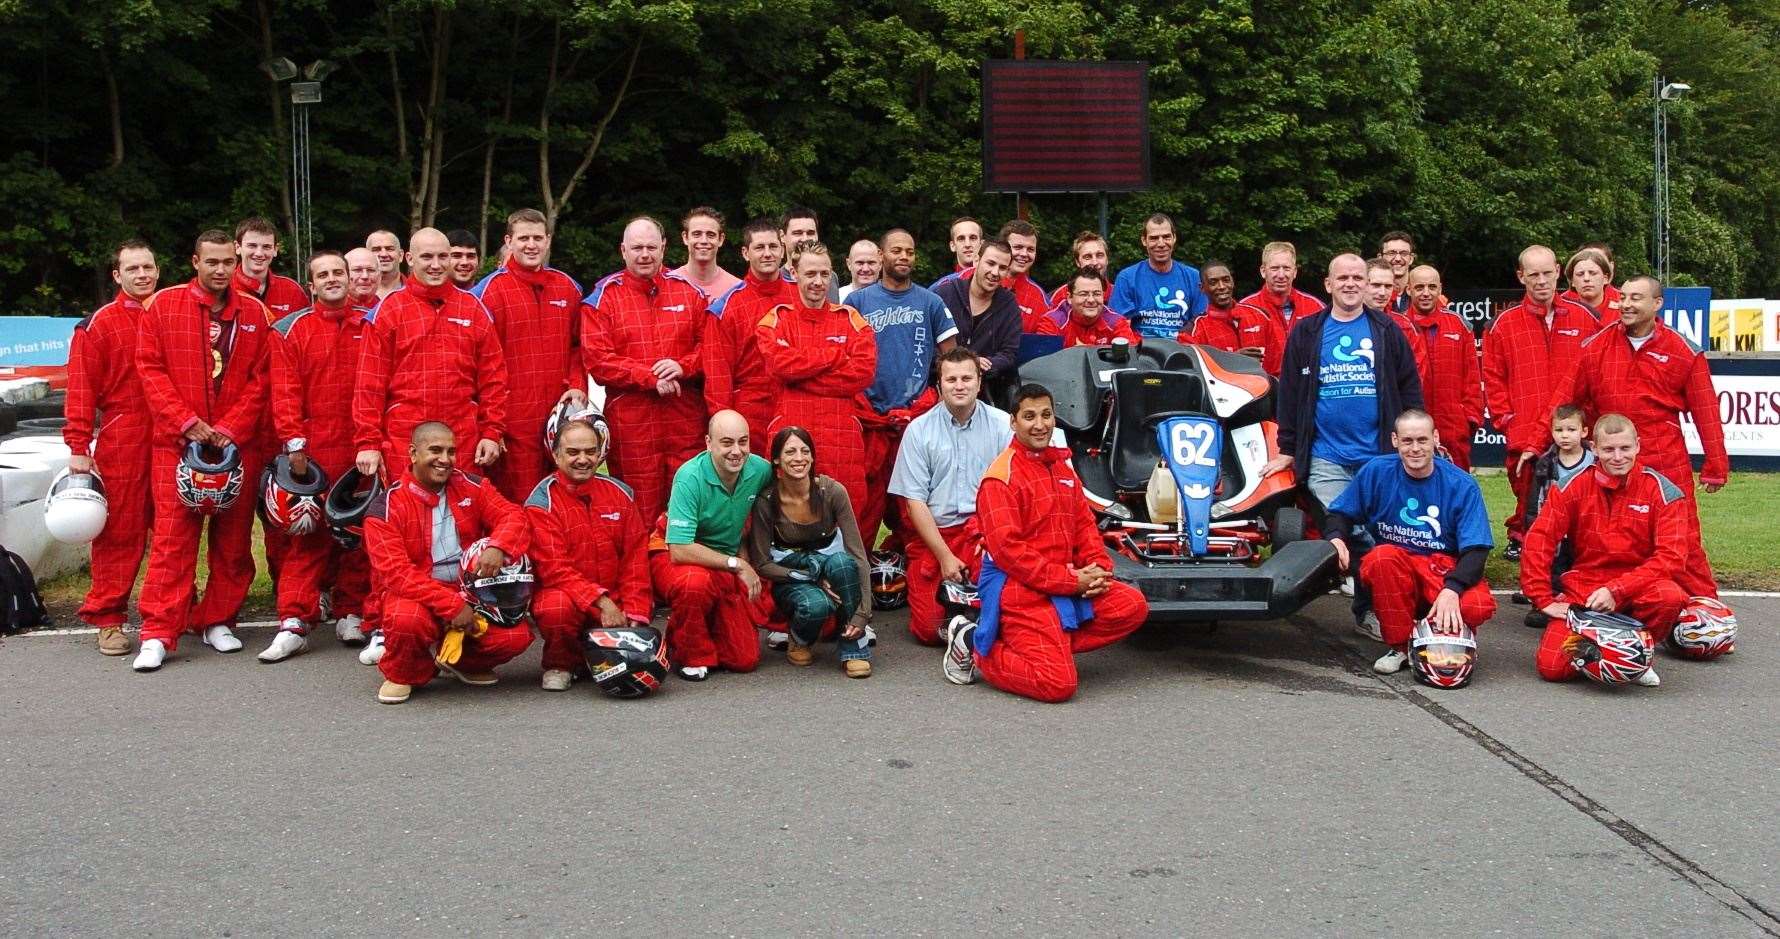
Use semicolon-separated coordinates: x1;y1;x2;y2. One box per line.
1108;369;1208;491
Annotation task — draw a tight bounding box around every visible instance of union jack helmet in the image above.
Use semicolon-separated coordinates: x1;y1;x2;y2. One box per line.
1564;608;1653;686
1669;597;1737;660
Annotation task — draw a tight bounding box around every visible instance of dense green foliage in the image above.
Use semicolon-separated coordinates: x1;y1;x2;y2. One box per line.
1;0;1776;311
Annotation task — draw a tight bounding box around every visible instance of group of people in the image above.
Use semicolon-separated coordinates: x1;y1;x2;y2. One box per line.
59;206;1735;703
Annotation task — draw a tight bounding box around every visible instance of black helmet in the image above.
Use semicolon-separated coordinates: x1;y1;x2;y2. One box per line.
581;625;669;698
459;537;535;626
324;467;384;549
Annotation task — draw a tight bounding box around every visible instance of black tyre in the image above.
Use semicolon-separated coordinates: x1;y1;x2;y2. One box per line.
1271;505;1306;547
14;392;65;421
17;417;66;435
0;404;16;436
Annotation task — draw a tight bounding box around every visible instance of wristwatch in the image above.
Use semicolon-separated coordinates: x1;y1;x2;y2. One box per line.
284;437;307;454
726;556;739;571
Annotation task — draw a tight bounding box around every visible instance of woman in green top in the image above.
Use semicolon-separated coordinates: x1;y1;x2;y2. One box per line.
748;427;874;677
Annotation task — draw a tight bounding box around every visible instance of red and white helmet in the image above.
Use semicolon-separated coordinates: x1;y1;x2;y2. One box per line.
260;453;329;536
543;401;610;456
43;468;109;544
1409;618;1477;689
175;442;244;515
1564;609;1653;685
459;537;535;626
1670;597;1737;660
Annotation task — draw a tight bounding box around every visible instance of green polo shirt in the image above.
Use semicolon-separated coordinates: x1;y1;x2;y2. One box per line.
664;452;771;556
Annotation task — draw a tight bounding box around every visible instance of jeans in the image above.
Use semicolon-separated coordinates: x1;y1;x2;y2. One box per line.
770;549;871;661
1308;457;1375;623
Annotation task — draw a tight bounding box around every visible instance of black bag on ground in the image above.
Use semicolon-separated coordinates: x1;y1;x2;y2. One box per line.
0;547;50;633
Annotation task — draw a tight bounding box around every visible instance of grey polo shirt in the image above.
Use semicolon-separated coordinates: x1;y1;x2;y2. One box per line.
888;400;1013;528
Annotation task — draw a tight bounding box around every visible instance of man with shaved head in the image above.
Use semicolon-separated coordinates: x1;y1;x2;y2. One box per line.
366;230;404;299
353;227;510;481
582;216;710;524
364;421;533;704
1404;265;1484;469
1482;244;1599;559
652;409;772;680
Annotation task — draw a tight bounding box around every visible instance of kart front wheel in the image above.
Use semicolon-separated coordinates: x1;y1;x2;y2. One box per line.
1271;506;1307;547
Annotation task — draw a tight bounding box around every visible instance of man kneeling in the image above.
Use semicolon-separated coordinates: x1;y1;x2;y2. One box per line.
944;383;1149;702
1523;414;1690;687
367;422;533;704
526;416;652;692
1327;409;1496;682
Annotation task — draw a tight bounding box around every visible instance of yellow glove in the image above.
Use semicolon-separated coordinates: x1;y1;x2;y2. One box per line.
435;613;491;667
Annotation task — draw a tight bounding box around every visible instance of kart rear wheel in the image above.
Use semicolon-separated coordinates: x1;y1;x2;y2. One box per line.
1271;506;1306;547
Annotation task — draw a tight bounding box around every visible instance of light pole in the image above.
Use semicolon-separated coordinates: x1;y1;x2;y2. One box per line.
260;57;337;276
1653;77;1690;283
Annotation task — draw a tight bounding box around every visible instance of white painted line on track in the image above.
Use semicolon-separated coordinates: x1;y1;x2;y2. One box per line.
1488;589;1780;598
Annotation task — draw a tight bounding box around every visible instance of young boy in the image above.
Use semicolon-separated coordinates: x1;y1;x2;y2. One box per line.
1520;403;1594;626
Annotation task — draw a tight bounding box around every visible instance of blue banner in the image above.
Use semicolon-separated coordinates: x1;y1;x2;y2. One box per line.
1661;286;1712;351
0;317;79;367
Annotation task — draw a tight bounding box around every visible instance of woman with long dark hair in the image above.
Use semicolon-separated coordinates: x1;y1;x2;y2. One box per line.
747;426;873;677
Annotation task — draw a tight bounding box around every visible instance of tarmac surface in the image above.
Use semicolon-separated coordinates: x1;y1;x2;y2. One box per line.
2;594;1775;936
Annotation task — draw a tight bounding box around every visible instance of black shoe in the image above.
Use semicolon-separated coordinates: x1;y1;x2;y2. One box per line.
1511;591;1530;606
1503;542;1522;562
1524;610;1549;629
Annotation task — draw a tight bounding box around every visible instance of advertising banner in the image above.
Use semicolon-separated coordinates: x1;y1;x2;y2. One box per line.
0;317;77;367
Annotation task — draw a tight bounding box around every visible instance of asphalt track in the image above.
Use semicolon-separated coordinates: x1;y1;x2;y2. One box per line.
2;595;1775;936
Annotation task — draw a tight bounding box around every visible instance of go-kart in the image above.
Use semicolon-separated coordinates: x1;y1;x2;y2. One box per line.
1018;338;1340;622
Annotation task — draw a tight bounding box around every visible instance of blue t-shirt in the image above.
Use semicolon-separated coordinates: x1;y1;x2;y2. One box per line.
1329;455;1494;556
1310;315;1382;466
849;282;959;413
1111;259;1206;338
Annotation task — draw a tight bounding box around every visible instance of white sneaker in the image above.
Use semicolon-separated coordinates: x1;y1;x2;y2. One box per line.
1373;649;1408;674
1637;667;1662;687
202;624;243;653
132;639;168;672
334;614;367;646
258;623;309;663
943;615;979;685
358;630;385;666
765;631;790;652
1340;576;1356;597
541;669;573;692
1354;612;1383;642
862;625;878;648
677;665;709;681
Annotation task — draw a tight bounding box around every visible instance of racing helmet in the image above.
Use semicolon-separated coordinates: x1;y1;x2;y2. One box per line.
580;624;669;698
43;468;108;544
937;577;981;620
324;468;384;549
1564;608;1653;685
459;537;534;626
1669;597;1737;660
260;453;329;536
1409;618;1478;689
870;549;908;610
544;401;611;457
175;441;243;515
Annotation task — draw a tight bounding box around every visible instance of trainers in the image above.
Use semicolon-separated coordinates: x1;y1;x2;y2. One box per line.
541;669;573;692
943;615;978;685
97;626;131;656
437;663;498;686
844;659;872;679
334;614;367;646
1637;667;1662;687
257;622;309;663
132;639;168;672
862;625;877;647
765;631;790;652
377;680;412;704
1523;610;1549;630
1373;649;1408;674
1511;591;1530;606
202;624;242;653
1503;541;1522;562
357;630;385;666
676;665;709;681
1354;612;1383;643
1340;576;1356;598
786;643;814;667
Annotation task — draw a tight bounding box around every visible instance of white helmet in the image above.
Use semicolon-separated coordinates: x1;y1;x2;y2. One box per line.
44;468;109;544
